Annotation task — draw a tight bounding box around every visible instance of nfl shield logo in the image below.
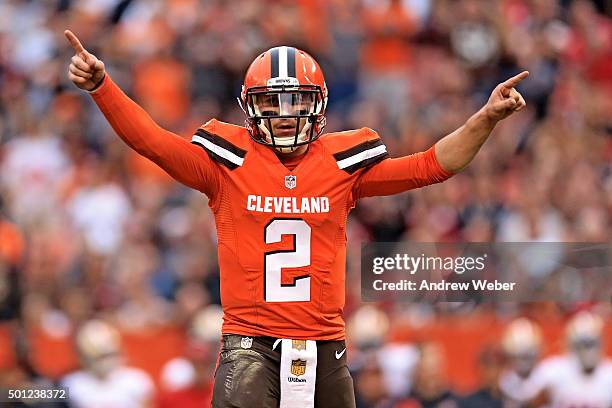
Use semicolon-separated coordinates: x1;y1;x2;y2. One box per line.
240;337;253;349
285;175;297;189
291;359;307;376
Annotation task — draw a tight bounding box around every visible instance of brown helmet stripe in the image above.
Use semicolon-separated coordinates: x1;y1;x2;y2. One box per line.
270;47;279;78
269;46;297;79
287;47;296;77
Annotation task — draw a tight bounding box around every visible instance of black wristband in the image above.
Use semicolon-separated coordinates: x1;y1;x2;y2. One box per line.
88;74;106;93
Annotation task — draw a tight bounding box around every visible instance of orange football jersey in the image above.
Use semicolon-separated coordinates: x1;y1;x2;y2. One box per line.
191;119;389;340
92;75;452;341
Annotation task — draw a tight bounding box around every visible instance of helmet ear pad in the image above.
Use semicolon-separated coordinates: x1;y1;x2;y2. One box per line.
314;112;327;135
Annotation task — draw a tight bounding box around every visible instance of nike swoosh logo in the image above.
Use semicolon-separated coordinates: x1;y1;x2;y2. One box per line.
335;348;346;359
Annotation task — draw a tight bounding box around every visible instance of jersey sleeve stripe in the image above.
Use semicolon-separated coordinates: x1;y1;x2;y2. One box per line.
191;130;246;169
193;129;247;158
336;144;389;174
333;138;389;173
333;138;385;161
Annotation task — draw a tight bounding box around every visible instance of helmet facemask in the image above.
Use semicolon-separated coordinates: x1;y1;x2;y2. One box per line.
242;84;327;153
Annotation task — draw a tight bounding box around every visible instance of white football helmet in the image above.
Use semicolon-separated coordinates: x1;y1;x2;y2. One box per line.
502;318;542;377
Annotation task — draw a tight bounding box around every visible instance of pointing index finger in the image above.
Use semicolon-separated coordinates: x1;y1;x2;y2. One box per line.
502;71;529;90
64;30;86;55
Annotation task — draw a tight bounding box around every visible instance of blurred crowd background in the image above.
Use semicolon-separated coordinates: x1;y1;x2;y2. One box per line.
0;0;611;407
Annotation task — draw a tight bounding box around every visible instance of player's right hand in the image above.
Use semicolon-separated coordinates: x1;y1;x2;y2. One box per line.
64;30;106;91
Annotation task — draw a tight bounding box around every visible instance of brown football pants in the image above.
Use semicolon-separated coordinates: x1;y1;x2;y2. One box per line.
212;334;356;408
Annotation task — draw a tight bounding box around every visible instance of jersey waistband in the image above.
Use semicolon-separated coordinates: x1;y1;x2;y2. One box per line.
222;334;345;351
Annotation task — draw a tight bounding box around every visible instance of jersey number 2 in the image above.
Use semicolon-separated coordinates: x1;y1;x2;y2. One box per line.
264;218;311;302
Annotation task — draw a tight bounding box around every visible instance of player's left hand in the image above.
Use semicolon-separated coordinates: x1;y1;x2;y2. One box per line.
484;71;528;122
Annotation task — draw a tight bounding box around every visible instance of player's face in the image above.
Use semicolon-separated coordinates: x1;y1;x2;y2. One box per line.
84;351;122;378
571;336;602;372
510;351;538;377
254;93;314;137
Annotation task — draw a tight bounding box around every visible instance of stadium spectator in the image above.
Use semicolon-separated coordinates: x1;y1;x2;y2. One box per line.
458;345;506;407
395;342;461;408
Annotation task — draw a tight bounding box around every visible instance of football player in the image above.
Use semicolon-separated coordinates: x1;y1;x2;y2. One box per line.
529;312;612;407
61;320;155;408
499;318;543;404
65;30;527;408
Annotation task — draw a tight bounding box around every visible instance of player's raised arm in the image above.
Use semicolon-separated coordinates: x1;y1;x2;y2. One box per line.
64;30;219;197
354;72;528;198
434;71;529;174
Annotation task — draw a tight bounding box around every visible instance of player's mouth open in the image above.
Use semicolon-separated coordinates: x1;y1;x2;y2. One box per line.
275;125;297;137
